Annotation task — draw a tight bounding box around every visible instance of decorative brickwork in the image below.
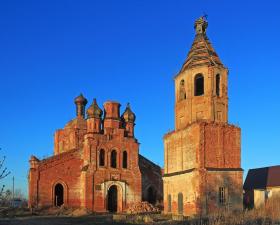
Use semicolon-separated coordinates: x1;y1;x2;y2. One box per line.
29;99;163;212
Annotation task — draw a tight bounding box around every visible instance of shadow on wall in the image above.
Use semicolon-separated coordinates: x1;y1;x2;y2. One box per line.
166;170;244;216
139;155;163;207
202;170;243;215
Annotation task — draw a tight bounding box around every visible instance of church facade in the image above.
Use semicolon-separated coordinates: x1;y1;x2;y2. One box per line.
28;96;162;212
163;17;243;216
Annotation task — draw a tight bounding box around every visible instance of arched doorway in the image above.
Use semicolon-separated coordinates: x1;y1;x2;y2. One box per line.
147;186;157;204
107;185;118;212
54;183;64;207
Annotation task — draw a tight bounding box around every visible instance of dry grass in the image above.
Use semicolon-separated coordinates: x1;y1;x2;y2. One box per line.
205;197;280;225
0;198;279;225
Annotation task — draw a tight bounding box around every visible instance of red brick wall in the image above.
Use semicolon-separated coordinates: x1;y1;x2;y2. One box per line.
29;149;83;208
201;122;241;169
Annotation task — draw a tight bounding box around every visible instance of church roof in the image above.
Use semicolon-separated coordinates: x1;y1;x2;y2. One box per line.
243;165;280;190
179;16;224;74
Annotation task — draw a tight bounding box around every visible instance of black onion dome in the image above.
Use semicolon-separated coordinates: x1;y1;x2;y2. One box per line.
122;103;136;123
74;93;88;105
87;98;103;119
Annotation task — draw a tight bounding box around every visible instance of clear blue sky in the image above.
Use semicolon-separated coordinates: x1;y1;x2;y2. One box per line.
0;0;280;197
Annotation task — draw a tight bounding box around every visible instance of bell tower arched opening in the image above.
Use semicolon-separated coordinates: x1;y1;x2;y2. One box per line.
194;74;204;96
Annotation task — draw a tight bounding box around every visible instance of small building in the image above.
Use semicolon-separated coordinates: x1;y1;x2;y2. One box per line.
28;96;162;212
244;166;280;209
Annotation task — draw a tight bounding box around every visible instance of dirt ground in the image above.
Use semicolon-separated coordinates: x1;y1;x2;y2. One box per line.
0;214;137;225
0;207;174;225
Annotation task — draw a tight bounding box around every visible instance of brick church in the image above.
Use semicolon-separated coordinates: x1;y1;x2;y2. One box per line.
28;97;162;212
163;17;243;216
28;16;243;216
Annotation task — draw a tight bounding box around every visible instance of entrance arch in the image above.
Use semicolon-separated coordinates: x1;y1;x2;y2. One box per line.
147;186;157;204
54;183;64;207
107;185;118;212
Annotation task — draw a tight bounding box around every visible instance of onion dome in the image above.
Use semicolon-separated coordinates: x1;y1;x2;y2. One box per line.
122;103;136;123
74;93;88;105
87;99;103;119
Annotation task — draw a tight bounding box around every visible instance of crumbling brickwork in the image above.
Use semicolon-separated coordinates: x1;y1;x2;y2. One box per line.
163;17;243;216
28;97;163;212
139;155;163;204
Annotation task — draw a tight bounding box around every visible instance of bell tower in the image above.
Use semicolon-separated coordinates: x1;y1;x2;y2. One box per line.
175;16;228;130
163;17;243;217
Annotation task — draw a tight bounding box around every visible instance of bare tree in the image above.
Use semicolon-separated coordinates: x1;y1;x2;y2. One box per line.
0;148;11;197
0;189;12;206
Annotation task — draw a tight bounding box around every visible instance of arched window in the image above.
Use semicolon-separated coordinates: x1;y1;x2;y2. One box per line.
111;150;117;168
216;74;220;96
178;192;183;214
194;74;204;96
99;149;105;166
168;194;172;212
122;151;127;168
179;79;186;101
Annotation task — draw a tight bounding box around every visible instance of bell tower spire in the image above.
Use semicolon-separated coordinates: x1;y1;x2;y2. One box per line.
174;16;228;130
194;16;208;35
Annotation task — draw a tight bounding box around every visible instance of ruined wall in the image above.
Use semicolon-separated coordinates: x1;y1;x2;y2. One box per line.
54;118;87;155
139;155;163;204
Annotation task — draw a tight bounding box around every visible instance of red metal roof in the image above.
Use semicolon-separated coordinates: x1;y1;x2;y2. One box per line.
244;165;280;190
